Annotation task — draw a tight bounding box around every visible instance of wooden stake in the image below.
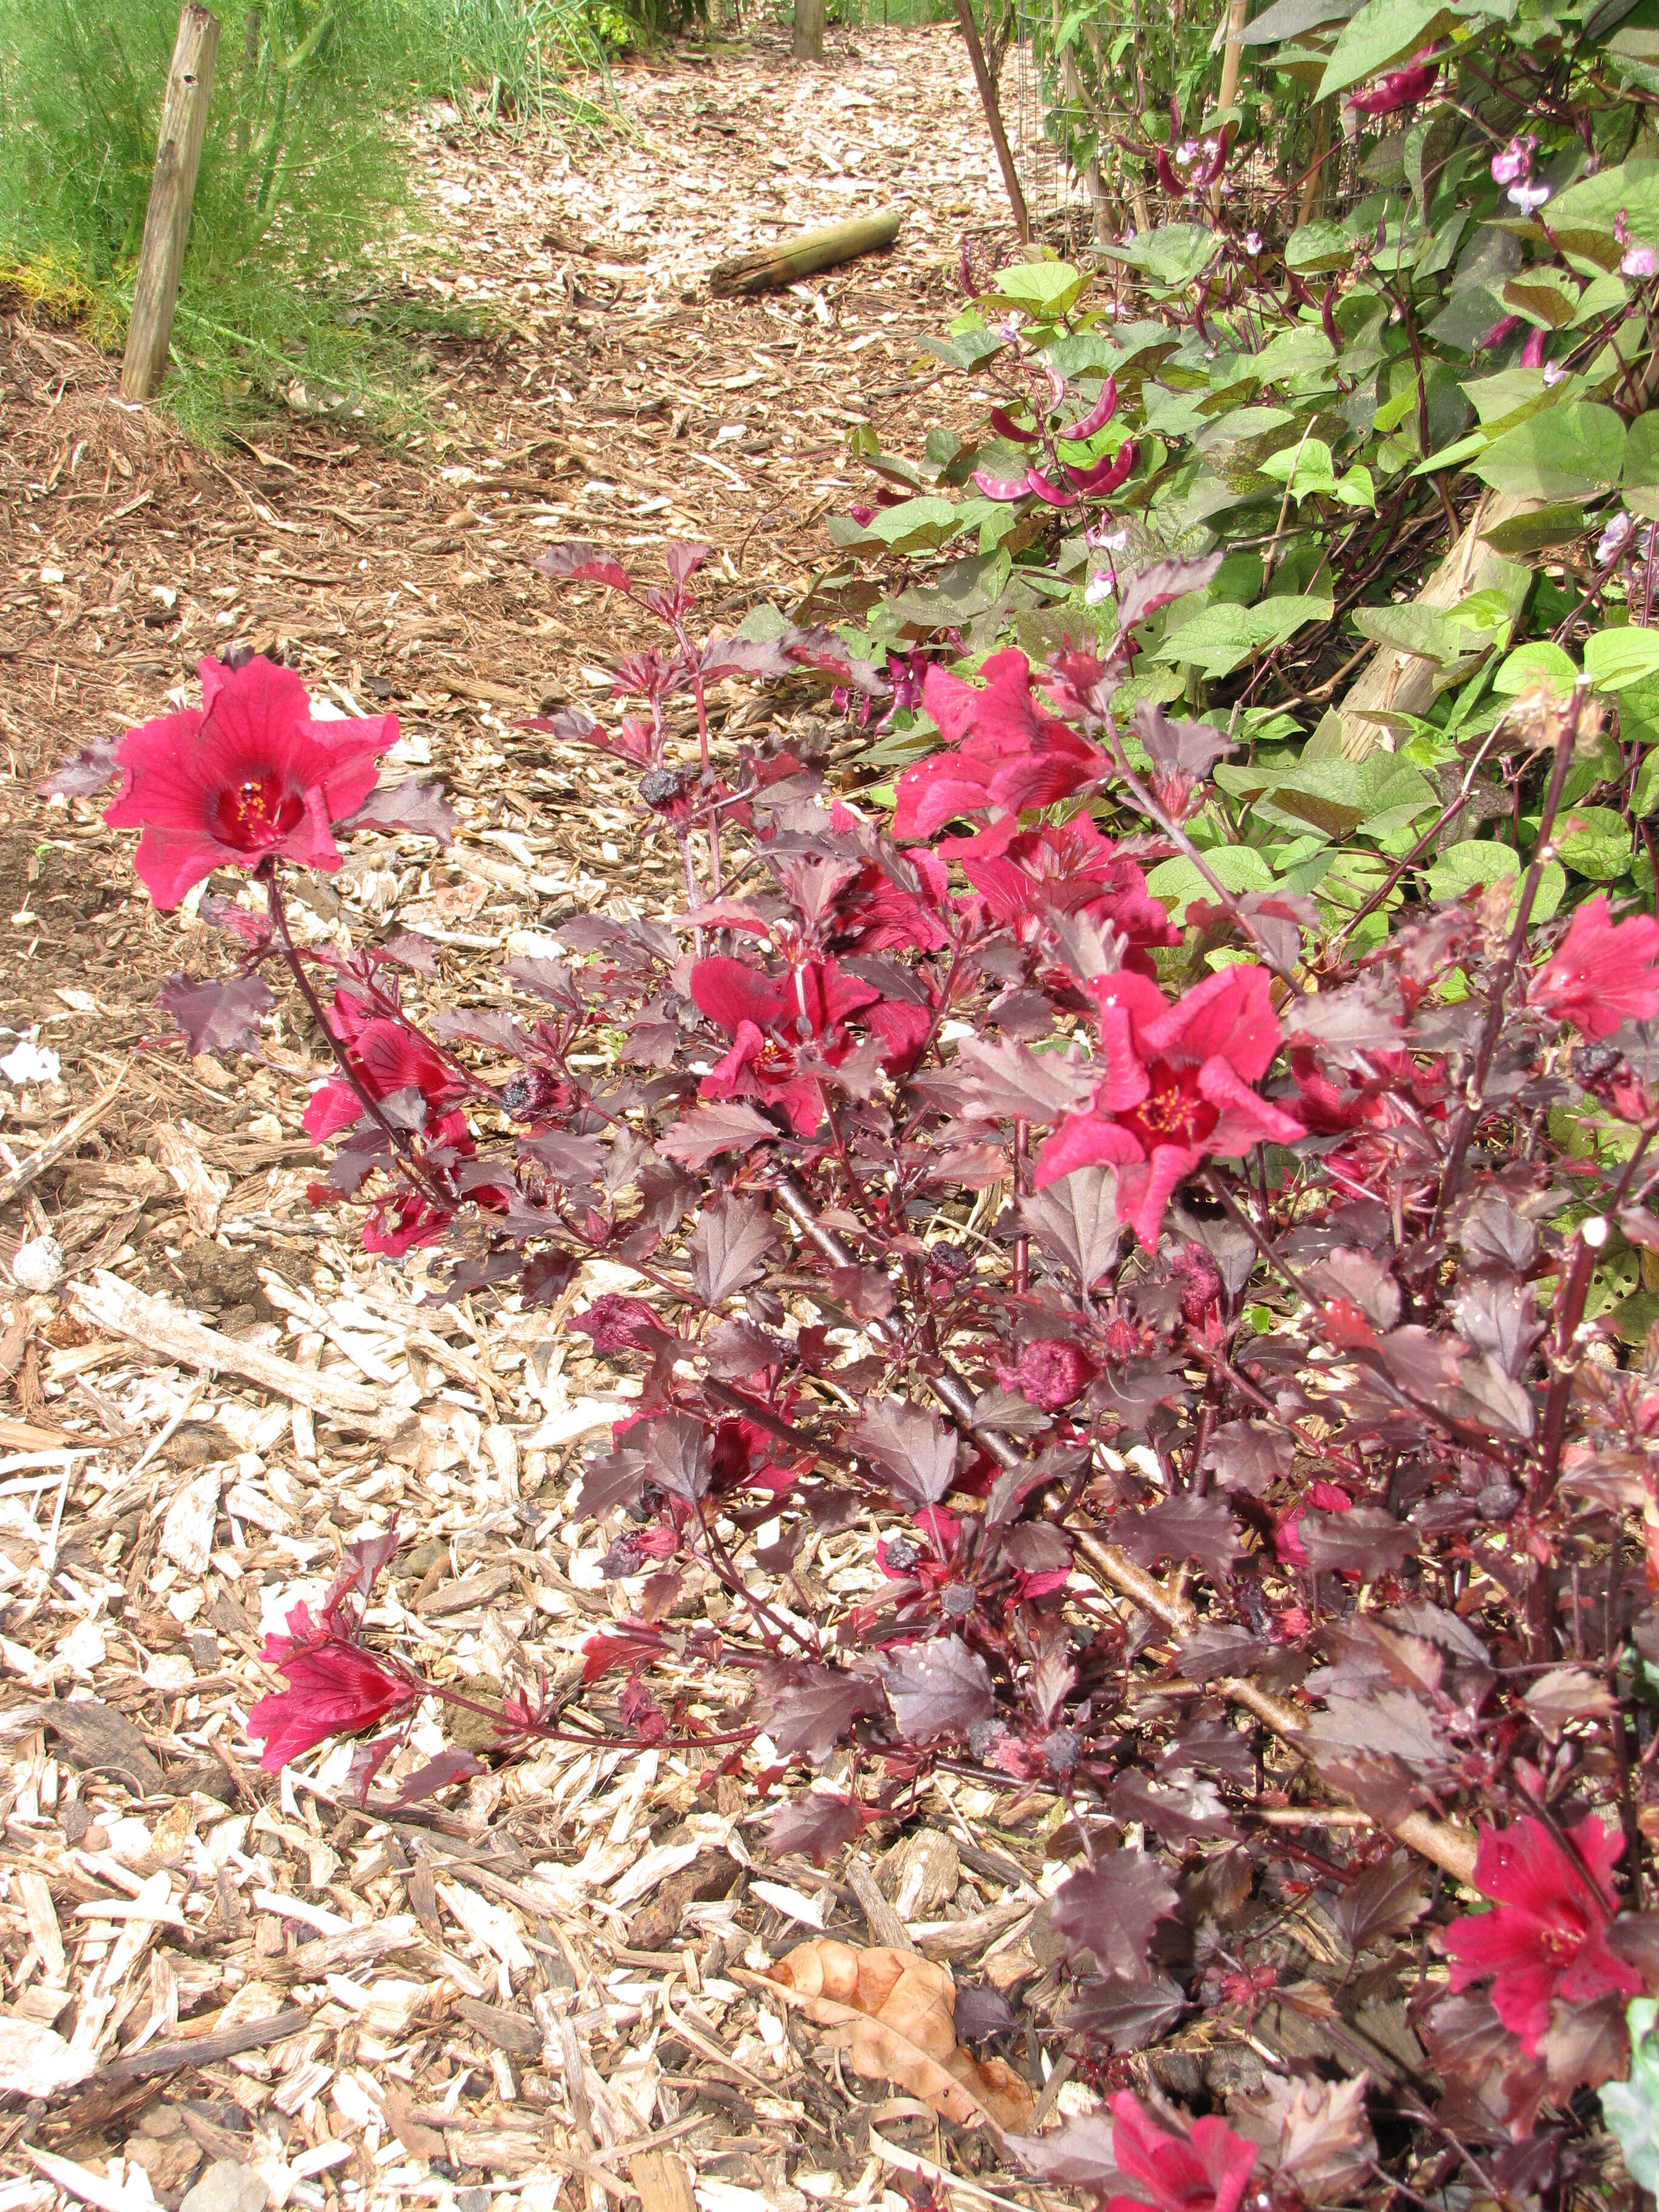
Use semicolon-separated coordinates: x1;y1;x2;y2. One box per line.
708;210;902;297
119;4;221;403
1210;0;1249;213
953;0;1030;244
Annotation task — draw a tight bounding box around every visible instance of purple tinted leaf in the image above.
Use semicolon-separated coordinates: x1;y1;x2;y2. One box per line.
758;1660;884;1765
343;778;456;844
1116;552;1224;631
380;930;439;973
700;635;794;682
882;1636;995;1741
1060;1972;1187;2051
392;1748;486;1804
657;1101;779;1169
1131;699;1233;782
850;1398;960;1506
40;733;124;800
954;1982;1017;2042
1299;1505;1415;1578
1114;1493;1239;1583
1008;2116;1124;2187
665;541;709;586
1332;1851;1429;1952
577;1441;649;1518
643;1410;714;1503
158;973;273;1056
198;895;274;950
1204;1418;1293;1496
506;956;575;1002
1107;1769;1238;1843
1047;1851;1179;1981
1019;1167;1122;1288
522;1251;580;1307
516;706;603;749
346;1734;400;1805
762;1792;865;1864
537;541;632;591
688;1195;777;1306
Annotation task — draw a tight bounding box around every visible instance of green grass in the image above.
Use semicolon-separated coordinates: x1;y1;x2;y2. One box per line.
0;0;611;442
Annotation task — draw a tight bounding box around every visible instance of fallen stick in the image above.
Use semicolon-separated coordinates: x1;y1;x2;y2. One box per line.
93;2004;312;2083
68;1270;386;1431
708;210;902;298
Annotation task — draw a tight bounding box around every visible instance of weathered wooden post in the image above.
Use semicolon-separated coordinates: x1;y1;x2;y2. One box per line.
119;4;221;403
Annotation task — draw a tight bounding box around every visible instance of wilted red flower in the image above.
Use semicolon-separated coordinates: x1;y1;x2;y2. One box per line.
1036;965;1303;1248
572;1292;669;1354
1528;896;1659;1041
1104;2091;1257;2212
691;953;929;1134
249;1603;418;1772
893;651;1107;839
942;812;1178;971
1443;1815;1643;2054
104;656;395;908
303;991;466;1140
360;1186;455;1256
997;1337;1098;1410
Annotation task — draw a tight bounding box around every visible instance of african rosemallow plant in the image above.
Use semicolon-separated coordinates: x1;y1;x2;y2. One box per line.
51;519;1659;2199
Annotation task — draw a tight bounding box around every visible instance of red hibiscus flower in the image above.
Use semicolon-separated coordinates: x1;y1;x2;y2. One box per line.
248;1603;418;1772
1443;1814;1643;2054
893;651;1107;840
942;812;1178;971
1528;896;1659;1041
1035;965;1303;1248
303;992;466;1141
104;656;395;909
691;954;930;1136
1104;2092;1257;2212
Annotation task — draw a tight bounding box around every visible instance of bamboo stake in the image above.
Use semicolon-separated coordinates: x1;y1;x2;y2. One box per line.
708;210;902;297
954;0;1031;244
1210;0;1249;213
120;4;221;402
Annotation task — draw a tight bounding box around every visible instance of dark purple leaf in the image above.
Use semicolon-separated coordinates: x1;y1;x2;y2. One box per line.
688;1195;777;1306
521;1131;607;1190
506;956;575;1002
522;1250;580;1307
658;1101;779;1169
1333;1851;1429;1953
643;1411;714;1503
1059;1972;1187;2051
1107;1769;1238;1843
515;706;603;750
1171;1626;1270;1687
1204;1419;1292;1496
324;1529;401;1612
1114;1494;1239;1583
1156;1712;1258;1787
343;778;455;843
1131;698;1233;783
537;541;632;591
1047;1852;1179;1981
1116;553;1224;631
954;1983;1017;2043
757;1660;884;1765
392;1748;486;1804
761;1792;865;1863
828;1265;896;1322
1307;1248;1401;1332
1284;980;1405;1056
39;733;124;799
158;973;273;1056
1299;1505;1415;1579
577;1441;649;1518
1019;1166;1122;1289
933;1036;1093;1124
346;1733;399;1804
705;1319;793;1377
850;1398;960;1506
883;1636;996;1741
